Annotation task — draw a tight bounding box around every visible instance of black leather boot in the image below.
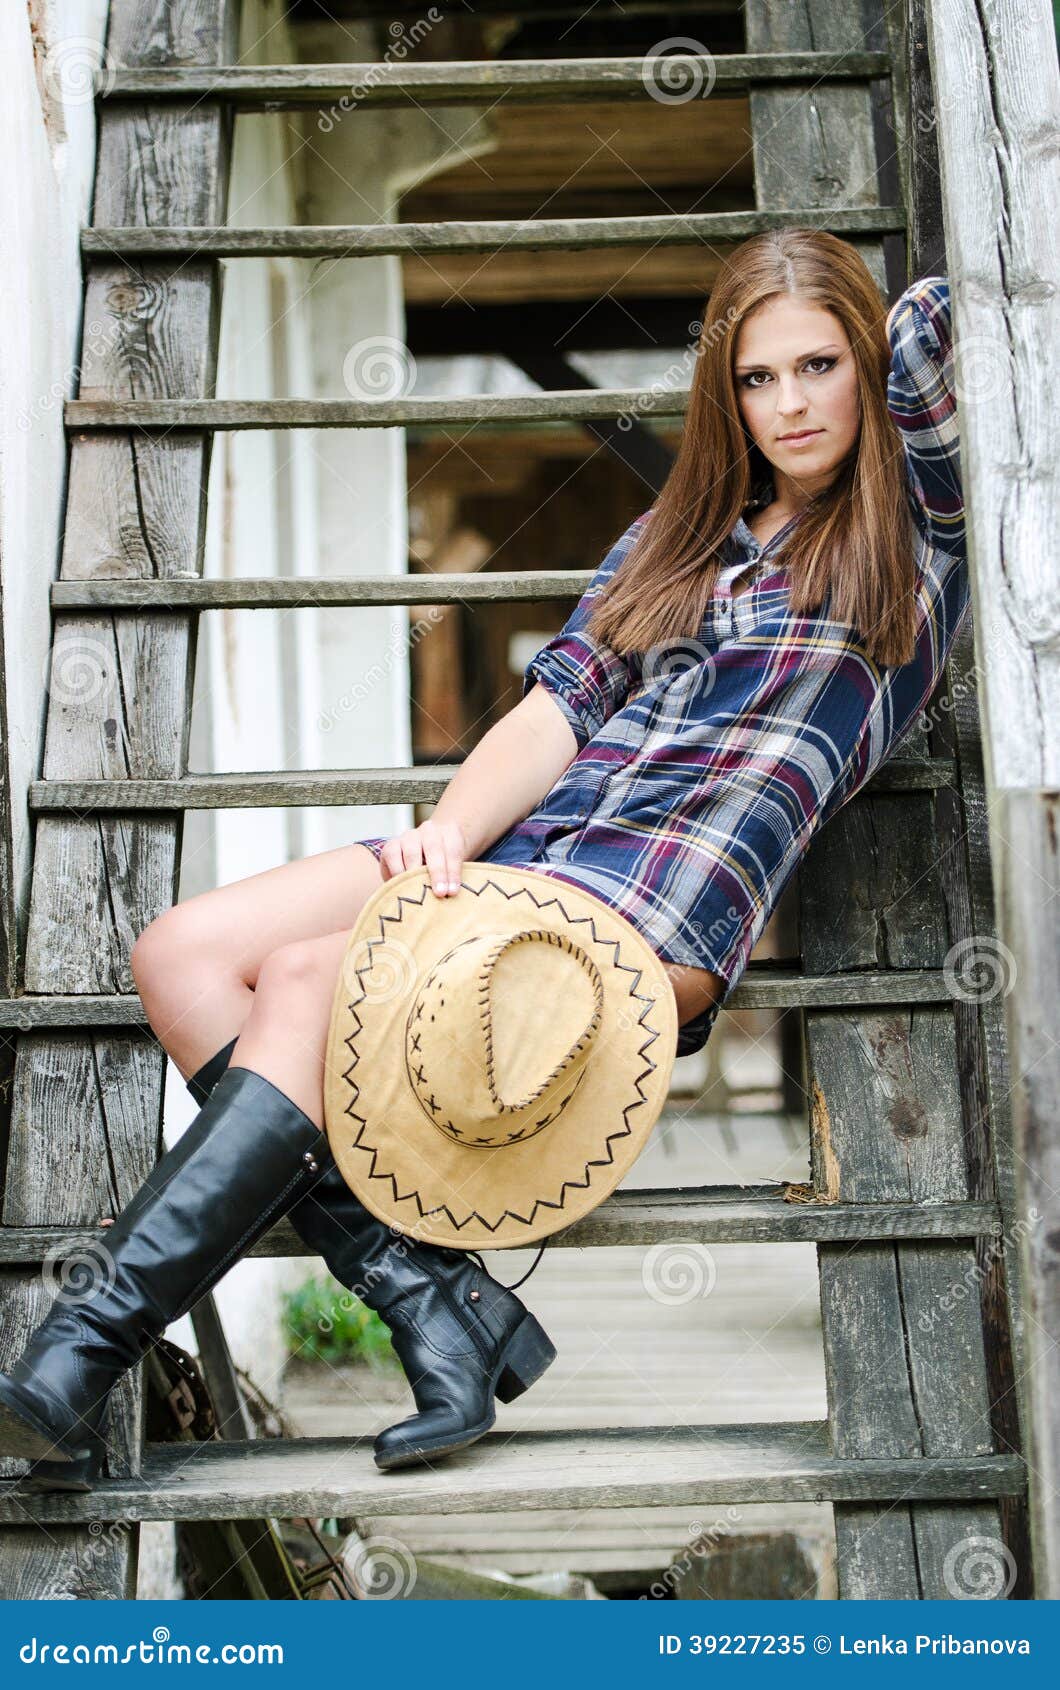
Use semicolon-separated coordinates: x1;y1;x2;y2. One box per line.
188;1039;556;1471
0;1065;330;1492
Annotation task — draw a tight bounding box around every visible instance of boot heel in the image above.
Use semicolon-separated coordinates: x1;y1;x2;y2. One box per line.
23;1446;103;1493
495;1313;556;1403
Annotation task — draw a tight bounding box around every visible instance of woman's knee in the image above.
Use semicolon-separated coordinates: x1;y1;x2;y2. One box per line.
253;938;336;1007
130;905;239;1006
130;907;195;988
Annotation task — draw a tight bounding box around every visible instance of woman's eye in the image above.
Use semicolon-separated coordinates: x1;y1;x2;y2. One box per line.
739;356;836;388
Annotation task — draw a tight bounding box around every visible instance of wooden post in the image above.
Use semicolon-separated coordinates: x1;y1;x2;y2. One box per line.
923;0;1060;1598
748;0;1016;1596
0;0;238;1598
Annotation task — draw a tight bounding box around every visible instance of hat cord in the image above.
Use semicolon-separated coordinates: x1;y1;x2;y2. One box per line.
467;1239;547;1289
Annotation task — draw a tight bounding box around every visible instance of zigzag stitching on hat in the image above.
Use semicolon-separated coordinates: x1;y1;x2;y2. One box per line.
346;877;664;1077
337;1052;654;1232
343;1112;646;1234
364;871;664;1063
330;870;669;1232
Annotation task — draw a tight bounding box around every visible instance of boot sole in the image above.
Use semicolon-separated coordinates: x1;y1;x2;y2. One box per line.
374;1411;497;1471
0;1382;80;1464
374;1313;558;1471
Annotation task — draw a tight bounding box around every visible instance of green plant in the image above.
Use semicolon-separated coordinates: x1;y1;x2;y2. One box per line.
280;1271;398;1369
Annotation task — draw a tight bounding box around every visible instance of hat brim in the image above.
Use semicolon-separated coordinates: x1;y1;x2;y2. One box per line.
322;863;678;1249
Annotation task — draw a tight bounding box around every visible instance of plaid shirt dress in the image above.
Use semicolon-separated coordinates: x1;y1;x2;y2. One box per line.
359;276;968;1058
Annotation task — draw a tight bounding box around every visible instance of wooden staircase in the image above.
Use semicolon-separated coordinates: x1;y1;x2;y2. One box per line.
0;0;1030;1599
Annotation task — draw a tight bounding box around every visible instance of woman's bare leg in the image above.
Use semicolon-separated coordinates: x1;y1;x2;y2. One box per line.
130;836;724;1098
130;841;384;1083
223;929;352;1125
663;959;727;1028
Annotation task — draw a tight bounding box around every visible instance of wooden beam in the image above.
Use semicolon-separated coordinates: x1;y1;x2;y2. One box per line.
82;204;906;259
0;1191;1003;1262
0;962;977;1035
0;0;239;1602
25;757;957;814
0;1424;1024;1525
747;0;1009;1599
290;0;736;16
66;390;687;431
99;54;893;107
925;0;1060;1598
52;571;598;608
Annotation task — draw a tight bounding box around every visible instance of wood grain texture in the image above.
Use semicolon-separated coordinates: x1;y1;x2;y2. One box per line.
82;204;907;259
27;758;956;815
924;0;1060;1597
101;54;893;106
0;0;238;1600
0;1190;1003;1263
747;0;1013;1599
0;1423;1024;1526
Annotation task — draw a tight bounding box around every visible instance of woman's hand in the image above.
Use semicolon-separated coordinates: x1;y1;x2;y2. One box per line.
377;819;468;898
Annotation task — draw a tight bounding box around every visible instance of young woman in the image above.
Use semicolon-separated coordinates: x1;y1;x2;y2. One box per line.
0;227;967;1491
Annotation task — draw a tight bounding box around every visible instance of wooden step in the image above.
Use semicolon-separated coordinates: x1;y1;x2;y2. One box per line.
99;54;893;108
65;391;686;433
52;571;595;611
0;962;966;1032
82;204;906;260
339;0;729;14
340;0;737;11
0;1190;1001;1266
0;1424;1023;1525
26;758;955;817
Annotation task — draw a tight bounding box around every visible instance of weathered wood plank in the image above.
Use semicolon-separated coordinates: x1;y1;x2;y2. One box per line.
932;624;1031;1579
746;1;893;290
319;0;741;16
802;794;1006;1602
26;758;957;815
0;1424;1023;1525
924;10;1059;790
53;571;599;607
748;0;1007;1600
66;391;688;430
0;1192;1002;1264
994;787;1060;1598
924;0;1060;1599
83;204;907;260
100;54;893;107
0;963;973;1035
0;0;239;1601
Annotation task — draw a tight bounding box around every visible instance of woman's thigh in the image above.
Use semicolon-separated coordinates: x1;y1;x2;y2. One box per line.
662;959;726;1031
138;840;385;988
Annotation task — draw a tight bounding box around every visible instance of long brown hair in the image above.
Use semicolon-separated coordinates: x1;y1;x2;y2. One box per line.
586;228;919;668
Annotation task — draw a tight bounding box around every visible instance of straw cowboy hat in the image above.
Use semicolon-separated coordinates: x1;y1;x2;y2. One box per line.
322;862;679;1250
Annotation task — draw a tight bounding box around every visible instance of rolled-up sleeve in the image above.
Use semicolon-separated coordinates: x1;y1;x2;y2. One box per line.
886;275;964;555
521;509;651;750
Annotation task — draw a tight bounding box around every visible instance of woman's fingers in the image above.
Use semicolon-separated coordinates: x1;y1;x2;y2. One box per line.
378;823;464;896
422;822;463;897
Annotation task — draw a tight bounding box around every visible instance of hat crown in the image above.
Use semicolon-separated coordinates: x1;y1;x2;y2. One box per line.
405;927;604;1150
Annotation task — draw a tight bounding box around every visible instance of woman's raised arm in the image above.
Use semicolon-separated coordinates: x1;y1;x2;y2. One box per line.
885;274;964;555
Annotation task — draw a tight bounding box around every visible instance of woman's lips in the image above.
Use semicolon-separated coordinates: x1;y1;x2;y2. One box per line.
778;428;823;444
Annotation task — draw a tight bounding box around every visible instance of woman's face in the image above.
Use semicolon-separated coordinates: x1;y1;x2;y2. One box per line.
733;293;861;506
